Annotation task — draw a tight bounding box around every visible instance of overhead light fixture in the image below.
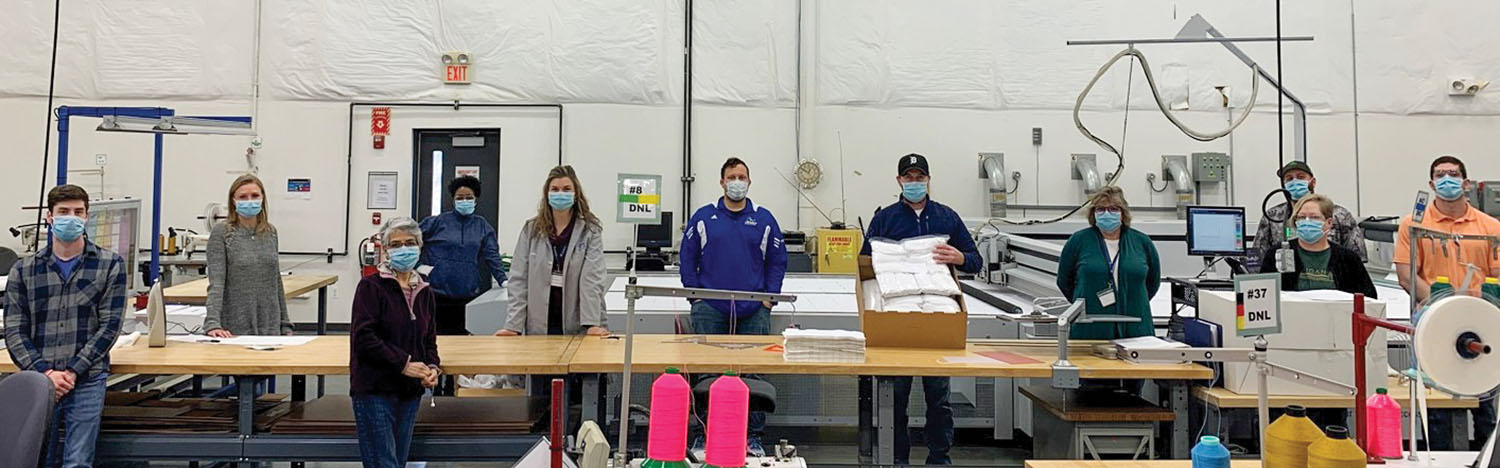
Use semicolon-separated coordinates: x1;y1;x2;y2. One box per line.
97;115;254;136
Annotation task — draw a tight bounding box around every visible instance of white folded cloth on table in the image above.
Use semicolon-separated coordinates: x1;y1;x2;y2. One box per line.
783;328;866;363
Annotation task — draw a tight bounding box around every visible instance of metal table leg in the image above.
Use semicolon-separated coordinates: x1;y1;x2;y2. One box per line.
1445;408;1472;451
876;377;895;467
858;376;873;465
583;374;602;426
290;374;307;468
317;286;328;397
237;376;261;468
1164;380;1191;458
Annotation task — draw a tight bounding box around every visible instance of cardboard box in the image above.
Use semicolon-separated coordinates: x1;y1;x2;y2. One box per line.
855;256;968;349
1198;290;1387;395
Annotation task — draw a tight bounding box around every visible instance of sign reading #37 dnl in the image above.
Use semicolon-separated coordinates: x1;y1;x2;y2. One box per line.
616;173;662;224
1233;273;1282;337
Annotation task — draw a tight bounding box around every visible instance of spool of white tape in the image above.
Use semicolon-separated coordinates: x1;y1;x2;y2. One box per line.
1414;295;1500;396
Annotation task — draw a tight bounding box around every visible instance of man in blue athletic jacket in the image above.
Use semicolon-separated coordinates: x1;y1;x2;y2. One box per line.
859;153;981;466
679;157;788;456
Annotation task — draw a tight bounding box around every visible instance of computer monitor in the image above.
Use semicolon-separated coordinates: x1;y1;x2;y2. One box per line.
1186;206;1247;257
635;211;674;250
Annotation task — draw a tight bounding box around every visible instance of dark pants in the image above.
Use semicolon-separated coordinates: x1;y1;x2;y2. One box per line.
529;374;586;432
1429;389;1498;450
434;294;474;395
885;376;954;465
434;294;476;336
44;371;108;468
689;302;770;438
353;394;422;468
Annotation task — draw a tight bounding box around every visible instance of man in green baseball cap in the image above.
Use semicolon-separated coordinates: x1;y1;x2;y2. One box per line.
1252;161;1366;262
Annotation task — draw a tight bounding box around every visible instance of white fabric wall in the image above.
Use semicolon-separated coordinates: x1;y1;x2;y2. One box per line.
3;0;1500;323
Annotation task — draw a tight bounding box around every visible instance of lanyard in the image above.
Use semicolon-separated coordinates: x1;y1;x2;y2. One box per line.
1097;234;1122;290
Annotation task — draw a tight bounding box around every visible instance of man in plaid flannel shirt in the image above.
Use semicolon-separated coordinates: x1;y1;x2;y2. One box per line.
5;185;126;468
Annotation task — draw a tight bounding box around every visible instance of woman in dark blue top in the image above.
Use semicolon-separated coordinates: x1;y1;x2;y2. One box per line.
418;176;508;336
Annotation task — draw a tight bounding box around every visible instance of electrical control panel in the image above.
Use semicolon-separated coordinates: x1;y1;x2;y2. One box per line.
1472;181;1500;218
1191;152;1230;182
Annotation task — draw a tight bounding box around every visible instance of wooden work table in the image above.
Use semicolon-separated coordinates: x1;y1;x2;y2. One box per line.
0;335;580;375
162;274;338;305
162;274;339;334
567;334;1213;379
1194;376;1478;409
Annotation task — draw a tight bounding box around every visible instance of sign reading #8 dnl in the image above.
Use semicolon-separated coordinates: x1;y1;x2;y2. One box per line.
616;174;662;224
1233;273;1282;337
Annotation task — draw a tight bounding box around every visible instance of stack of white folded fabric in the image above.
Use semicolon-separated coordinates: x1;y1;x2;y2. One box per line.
868;236;962;313
783;328;867;363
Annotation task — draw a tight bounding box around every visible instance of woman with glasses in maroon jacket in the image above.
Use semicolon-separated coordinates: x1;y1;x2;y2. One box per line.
349;217;441;468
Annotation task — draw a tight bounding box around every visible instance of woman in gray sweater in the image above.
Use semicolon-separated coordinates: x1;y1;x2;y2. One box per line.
205;174;292;337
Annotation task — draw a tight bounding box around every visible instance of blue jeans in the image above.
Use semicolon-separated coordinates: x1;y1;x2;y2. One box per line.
689;302;770;438
353;394;422;468
45;371;108;468
885;376;953;465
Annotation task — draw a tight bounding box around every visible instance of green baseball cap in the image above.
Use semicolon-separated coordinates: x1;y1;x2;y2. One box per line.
1277;161;1314;178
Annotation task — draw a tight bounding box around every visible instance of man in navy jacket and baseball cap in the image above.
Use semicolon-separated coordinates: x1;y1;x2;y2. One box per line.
860;153;981;465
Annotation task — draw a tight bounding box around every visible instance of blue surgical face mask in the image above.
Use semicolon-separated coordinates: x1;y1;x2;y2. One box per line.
51;215;86;242
1284;179;1311;200
901;182;928;203
547;191;575;211
1295;219;1326;244
1094;211;1122;233
1435;176;1466;201
388;246;421;272
454;199;477;215
725;180;749;201
235;199;262;218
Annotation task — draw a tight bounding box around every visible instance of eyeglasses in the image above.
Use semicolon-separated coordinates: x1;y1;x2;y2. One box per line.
388;240;420;248
1295;216;1326;223
1095;207;1122;214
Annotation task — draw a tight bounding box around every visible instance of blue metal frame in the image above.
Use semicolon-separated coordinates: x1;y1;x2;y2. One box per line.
54;106;251;287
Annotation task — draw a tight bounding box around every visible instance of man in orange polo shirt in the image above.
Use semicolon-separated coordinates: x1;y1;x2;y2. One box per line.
1394;155;1500;450
1395;155;1500;301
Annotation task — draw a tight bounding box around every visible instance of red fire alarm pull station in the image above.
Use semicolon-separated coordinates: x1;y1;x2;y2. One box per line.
371;107;391;149
372;212;382;226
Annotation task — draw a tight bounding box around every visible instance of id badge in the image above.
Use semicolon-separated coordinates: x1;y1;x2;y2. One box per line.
1097;288;1116;308
550;273;565;287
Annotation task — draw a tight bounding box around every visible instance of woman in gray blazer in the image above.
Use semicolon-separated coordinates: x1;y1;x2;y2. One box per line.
496;165;609;337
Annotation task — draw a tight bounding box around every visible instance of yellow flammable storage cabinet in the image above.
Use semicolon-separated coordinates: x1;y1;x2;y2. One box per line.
815;227;862;274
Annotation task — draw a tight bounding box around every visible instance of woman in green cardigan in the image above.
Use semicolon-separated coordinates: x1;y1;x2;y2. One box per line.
1056;186;1161;340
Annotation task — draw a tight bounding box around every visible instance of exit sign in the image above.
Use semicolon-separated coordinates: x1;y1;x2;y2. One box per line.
445;65;470;84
